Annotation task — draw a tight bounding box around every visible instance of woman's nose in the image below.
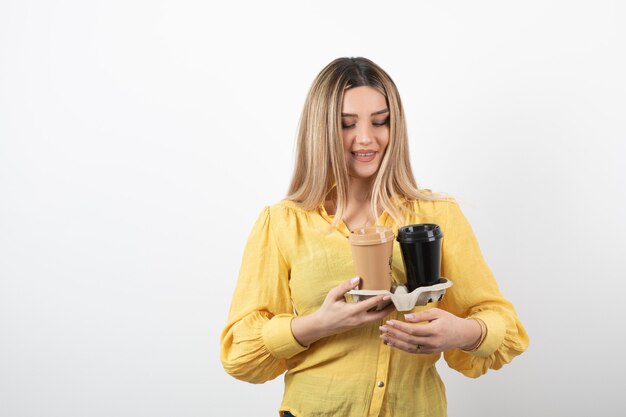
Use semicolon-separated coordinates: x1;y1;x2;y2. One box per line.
355;125;373;145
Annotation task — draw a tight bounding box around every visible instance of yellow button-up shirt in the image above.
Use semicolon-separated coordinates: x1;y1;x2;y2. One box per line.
220;197;528;417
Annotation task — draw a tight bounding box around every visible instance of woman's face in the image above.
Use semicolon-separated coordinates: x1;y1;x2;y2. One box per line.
341;86;390;181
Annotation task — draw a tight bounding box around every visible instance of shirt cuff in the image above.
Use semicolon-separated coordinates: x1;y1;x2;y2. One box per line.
467;310;506;358
262;314;309;359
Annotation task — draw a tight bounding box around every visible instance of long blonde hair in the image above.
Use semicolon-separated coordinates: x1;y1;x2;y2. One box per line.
287;57;441;227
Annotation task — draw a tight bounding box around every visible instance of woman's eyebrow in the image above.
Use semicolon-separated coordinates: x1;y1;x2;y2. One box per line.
341;108;389;117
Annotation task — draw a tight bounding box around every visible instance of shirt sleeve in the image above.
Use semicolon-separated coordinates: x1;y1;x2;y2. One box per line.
439;201;529;378
220;206;308;384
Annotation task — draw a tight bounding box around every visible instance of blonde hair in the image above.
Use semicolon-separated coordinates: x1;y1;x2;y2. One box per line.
287;57;442;227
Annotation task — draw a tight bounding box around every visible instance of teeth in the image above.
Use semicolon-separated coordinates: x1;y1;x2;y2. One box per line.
354;152;374;157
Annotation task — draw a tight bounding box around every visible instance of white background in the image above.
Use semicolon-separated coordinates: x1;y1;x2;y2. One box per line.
1;1;625;416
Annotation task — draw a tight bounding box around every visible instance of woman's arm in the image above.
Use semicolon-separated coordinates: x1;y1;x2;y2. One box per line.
220;207;395;382
378;201;528;376
220;207;303;383
379;308;484;353
440;201;529;377
291;277;394;347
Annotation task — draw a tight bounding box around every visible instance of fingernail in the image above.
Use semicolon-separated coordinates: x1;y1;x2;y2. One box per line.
404;314;414;320
386;320;395;326
379;326;388;332
350;277;360;285
382;295;391;301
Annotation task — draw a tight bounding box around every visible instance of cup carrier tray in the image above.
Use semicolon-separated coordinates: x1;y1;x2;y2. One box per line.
346;278;452;312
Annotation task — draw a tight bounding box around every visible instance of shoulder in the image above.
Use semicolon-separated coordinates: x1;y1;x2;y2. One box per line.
267;199;310;217
257;199;313;229
391;189;467;229
403;189;458;212
257;201;313;259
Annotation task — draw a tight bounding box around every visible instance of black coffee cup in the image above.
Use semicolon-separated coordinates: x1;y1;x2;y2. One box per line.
397;224;443;292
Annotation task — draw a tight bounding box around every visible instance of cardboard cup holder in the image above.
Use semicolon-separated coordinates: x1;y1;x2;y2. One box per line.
345;278;453;312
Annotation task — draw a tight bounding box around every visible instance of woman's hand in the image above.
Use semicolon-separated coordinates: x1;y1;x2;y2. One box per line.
378;308;482;354
291;277;395;347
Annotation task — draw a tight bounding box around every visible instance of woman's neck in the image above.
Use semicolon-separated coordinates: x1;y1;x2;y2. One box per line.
342;177;379;231
324;177;382;231
346;176;373;203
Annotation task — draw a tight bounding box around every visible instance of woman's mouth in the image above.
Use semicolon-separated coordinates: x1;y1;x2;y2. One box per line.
351;150;377;162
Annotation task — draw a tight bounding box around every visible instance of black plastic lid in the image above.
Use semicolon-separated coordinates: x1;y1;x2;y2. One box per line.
397;224;443;243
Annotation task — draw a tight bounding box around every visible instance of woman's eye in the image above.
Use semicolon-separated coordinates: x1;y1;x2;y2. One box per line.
342;123;356;129
373;118;390;127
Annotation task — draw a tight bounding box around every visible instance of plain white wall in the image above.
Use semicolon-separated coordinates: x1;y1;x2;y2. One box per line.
1;0;625;416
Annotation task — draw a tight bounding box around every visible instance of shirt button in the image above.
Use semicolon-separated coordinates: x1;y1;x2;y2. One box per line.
377;381;385;388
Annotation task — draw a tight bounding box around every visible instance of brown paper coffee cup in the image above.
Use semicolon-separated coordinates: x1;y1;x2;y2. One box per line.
348;226;395;291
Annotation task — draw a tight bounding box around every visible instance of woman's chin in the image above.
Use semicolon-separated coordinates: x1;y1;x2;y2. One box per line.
348;170;379;181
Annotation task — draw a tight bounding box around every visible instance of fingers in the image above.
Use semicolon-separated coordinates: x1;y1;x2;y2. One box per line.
380;333;432;354
404;308;442;324
360;308;393;325
324;279;395;328
379;320;433;353
376;301;397;316
364;299;396;319
379;324;430;345
356;294;390;312
381;318;433;337
327;277;360;301
378;309;447;354
345;295;394;325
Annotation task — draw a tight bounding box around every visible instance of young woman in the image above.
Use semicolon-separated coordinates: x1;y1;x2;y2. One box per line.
220;57;528;417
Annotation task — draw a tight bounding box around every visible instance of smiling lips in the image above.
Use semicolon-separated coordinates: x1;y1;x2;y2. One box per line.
351;150;377;162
